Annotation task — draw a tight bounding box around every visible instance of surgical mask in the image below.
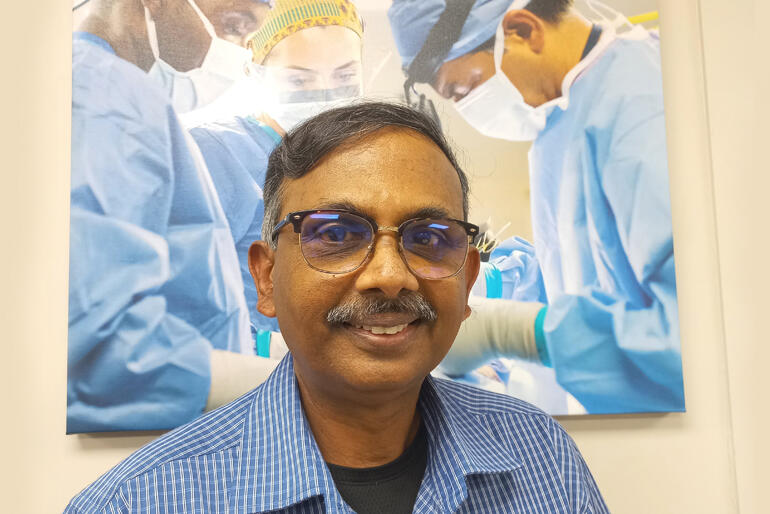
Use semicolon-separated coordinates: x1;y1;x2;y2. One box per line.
145;0;251;113
263;82;363;133
453;21;551;142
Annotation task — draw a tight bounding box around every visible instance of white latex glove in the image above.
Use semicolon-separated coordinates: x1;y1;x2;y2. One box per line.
439;297;545;376
268;331;290;359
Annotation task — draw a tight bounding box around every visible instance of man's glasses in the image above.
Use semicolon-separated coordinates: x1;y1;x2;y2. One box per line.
271;210;479;280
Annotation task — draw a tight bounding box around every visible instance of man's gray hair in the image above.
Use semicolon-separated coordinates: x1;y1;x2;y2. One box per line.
262;101;470;248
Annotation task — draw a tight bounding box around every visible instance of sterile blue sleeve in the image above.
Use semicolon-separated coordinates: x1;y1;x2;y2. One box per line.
189;116;280;333
68;39;252;432
488;236;547;302
540;56;684;413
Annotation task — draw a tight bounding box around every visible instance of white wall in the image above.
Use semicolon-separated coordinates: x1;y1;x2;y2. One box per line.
697;1;769;512
1;0;767;512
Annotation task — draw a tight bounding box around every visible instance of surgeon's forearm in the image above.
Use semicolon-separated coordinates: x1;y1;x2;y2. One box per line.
440;297;545;375
205;350;282;412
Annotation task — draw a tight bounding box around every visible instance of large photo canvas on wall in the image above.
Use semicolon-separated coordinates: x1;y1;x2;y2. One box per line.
68;0;684;433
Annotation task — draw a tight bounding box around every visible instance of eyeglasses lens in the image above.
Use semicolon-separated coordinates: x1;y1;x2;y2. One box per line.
300;212;373;273
299;212;469;279
401;219;469;279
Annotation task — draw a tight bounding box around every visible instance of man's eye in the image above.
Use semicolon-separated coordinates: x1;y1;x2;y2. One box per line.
321;226;348;242
223;22;241;36
220;14;253;37
314;223;364;243
410;229;446;247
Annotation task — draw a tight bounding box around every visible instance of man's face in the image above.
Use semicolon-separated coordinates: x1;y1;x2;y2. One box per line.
431;49;495;102
431;42;546;107
253;129;479;398
262;25;363;93
154;0;269;71
431;11;551;108
198;0;271;47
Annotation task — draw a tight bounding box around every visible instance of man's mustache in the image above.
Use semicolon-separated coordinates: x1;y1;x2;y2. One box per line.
326;292;438;325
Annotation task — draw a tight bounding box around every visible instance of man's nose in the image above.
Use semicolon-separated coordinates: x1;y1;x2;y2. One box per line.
353;233;419;298
433;77;471;102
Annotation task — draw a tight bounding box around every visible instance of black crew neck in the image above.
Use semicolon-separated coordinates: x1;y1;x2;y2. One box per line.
326;423;428;514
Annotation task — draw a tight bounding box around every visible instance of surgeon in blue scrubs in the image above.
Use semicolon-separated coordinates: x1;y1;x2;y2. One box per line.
188;0;366;342
68;0;274;432
389;0;684;413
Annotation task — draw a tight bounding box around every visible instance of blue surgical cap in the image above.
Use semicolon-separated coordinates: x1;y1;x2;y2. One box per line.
388;0;515;70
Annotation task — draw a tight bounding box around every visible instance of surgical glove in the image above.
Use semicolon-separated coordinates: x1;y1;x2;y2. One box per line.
439;297;545;376
206;350;281;412
268;331;290;359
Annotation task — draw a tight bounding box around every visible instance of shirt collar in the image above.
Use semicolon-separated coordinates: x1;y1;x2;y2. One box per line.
417;378;524;512
73;31;116;55
238;354;523;513
238;355;339;512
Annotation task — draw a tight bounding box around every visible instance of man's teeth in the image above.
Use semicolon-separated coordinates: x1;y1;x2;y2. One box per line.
353;323;409;335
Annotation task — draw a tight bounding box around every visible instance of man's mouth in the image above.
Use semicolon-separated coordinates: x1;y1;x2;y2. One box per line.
351;323;410;335
337;312;423;348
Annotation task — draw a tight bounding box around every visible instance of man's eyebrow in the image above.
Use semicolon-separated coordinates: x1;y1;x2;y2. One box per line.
404;206;454;220
315;201;371;218
313;202;455;224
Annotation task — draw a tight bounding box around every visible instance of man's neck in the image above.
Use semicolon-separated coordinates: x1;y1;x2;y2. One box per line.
295;371;424;468
541;13;594;102
78;4;155;72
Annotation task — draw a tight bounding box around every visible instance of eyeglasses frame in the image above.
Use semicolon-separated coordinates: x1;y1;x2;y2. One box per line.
270;209;479;279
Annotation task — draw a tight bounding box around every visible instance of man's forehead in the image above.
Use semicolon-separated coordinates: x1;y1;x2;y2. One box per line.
279;129;465;220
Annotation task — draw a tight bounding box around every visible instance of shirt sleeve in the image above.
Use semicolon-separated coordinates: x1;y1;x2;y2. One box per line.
544;90;684;413
68;59;251;432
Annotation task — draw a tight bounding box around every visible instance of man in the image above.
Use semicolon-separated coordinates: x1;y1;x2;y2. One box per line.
390;0;684;413
66;102;608;513
68;0;275;432
190;0;549;408
189;0;364;339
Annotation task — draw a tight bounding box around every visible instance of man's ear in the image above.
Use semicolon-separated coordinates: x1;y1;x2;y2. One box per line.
463;247;481;321
248;241;277;318
501;10;546;54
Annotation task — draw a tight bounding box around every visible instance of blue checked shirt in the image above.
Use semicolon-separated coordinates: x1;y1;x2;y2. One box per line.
66;355;609;513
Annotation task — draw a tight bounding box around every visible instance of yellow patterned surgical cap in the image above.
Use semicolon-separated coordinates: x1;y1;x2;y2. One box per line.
248;0;363;63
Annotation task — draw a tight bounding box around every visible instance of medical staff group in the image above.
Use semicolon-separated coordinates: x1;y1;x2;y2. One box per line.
68;0;684;433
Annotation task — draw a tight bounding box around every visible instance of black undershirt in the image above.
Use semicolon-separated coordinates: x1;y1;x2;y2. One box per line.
326;423;428;514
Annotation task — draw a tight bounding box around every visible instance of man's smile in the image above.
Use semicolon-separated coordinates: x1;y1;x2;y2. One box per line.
353;323;409;335
336;313;426;351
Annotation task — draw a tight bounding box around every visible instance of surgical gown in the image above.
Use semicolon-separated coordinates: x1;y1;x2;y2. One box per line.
528;33;684;413
68;33;252;432
189;117;280;333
